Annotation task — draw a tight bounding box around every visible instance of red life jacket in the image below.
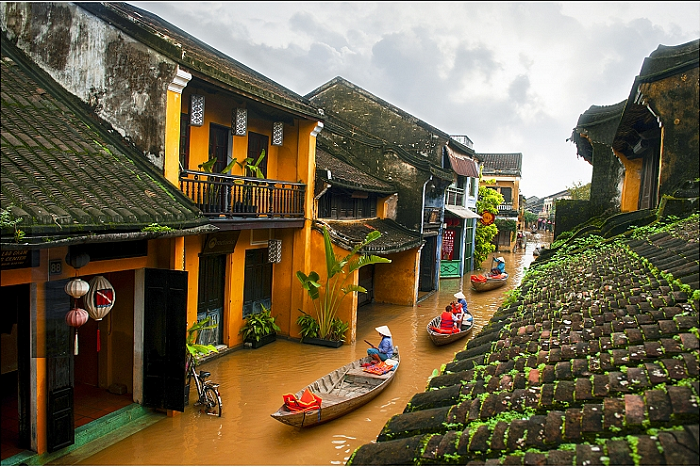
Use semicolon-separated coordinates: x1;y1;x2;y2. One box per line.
282;388;322;412
440;311;454;331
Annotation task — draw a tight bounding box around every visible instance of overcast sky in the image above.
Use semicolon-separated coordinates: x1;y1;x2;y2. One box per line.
131;1;699;199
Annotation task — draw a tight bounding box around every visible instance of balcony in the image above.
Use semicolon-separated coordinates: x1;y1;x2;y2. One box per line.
179;170;305;220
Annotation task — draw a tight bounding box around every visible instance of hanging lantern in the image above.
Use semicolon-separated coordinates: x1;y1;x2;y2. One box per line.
64;277;90;299
65;307;89;355
85;276;116;352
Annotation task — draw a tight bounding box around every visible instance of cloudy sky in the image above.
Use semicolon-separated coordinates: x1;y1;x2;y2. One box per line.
131;2;698;198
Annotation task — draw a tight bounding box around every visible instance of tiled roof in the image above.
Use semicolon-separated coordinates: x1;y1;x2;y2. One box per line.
316;218;423;255
349;215;699;466
478;153;522;177
569;101;627;163
1;35;208;243
316;147;396;194
78;2;321;120
638;39;699;83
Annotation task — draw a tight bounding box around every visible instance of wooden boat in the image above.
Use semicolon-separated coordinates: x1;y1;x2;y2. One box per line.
270;351;400;428
427;315;474;346
470;272;509;292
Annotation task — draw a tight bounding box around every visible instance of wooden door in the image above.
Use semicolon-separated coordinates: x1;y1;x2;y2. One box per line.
45;279;73;452
248;132;269;178
142;269;188;412
243;249;272;317
419;237;437;292
197;255;226;346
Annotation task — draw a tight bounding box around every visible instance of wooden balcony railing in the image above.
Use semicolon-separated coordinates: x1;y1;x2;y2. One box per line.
179;170;306;218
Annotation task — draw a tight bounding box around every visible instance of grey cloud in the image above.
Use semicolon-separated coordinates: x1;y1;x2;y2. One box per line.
289;11;349;51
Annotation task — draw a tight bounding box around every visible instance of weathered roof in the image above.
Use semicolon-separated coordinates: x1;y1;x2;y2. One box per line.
316;147;397;195
77;2;322;121
478;153;522;177
348;215;700;466
569;101;627;163
638;39;700;83
446;146;480;178
1;34;209;244
316;218;423;255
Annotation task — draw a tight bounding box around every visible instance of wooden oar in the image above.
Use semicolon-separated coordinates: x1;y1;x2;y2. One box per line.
364;339;377;349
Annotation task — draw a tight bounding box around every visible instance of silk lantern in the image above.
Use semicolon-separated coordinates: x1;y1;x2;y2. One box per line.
65;307;89;355
64;277;90;355
85;276;115;352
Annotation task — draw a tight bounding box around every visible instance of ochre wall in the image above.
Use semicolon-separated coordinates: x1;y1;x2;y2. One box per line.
373;249;420;306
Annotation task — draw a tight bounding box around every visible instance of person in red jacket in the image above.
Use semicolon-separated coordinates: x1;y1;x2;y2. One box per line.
440;306;456;332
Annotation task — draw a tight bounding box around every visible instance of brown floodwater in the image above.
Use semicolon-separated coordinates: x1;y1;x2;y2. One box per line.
80;232;552;466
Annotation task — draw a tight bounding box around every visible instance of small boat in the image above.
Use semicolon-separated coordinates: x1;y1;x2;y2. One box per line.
427;314;474;346
470;272;509;292
270;351;399;428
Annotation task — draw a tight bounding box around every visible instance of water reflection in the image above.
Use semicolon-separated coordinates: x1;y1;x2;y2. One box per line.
80;233;552;466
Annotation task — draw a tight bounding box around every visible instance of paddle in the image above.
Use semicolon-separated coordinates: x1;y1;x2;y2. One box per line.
364;339;377;349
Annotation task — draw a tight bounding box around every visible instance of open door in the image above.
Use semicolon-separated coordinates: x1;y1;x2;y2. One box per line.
45;279;73;452
142;269;188;412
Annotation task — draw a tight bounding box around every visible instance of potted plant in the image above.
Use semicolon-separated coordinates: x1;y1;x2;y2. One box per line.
296;226;391;347
240;304;280;349
185;318;219;404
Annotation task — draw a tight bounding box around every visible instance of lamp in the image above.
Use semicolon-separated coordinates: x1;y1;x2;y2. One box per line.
234;108;247;136
272;121;284;146
190;95;205;126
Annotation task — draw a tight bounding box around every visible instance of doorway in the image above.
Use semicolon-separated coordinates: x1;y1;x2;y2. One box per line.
197;255;226;346
243;249;272;317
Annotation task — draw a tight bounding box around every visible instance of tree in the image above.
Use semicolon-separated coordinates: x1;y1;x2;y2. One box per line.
475;184;503;267
566;181;590;200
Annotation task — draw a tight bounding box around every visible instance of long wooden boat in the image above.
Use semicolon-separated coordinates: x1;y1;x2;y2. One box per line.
270;351;400;428
470;272;509;292
427;315;474;346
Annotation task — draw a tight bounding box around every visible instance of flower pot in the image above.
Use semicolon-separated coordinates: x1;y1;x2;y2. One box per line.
301;337;343;348
247;333;276;349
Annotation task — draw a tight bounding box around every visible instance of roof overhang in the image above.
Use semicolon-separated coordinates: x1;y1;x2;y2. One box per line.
446;206;481;219
445;146;480;178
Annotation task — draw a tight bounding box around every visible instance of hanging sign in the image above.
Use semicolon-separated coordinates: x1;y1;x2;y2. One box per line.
480;211;495;226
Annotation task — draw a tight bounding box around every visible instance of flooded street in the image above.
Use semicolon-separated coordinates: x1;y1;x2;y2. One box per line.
80;232;551;466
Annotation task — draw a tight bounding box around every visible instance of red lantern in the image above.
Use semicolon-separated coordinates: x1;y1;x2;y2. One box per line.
65;307;89;355
85;276;116;352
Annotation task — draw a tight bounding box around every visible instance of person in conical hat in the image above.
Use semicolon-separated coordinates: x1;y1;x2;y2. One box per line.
491;256;506;275
453;291;468;325
366;326;393;364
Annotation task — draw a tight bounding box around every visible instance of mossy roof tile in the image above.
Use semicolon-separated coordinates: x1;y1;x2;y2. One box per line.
348;215;699;465
1;35;207;243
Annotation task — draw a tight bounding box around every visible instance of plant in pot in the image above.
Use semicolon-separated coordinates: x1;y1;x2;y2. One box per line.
185;318;219;404
240;304;280;349
296;226;391;347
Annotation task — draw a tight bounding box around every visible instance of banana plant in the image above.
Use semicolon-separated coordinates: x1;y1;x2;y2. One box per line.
296;226;391;340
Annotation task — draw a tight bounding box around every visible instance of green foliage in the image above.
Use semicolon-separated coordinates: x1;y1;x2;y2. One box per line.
199;149;266;178
296;309;320;339
296;226;391;340
474;185;503;267
240;304;281;342
1;206;25;243
186;318;219;359
142;223;174;232
502;287;521;308
566;180;590;200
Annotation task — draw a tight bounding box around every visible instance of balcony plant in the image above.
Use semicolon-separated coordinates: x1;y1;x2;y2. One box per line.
240;304;280;349
296;226;391;346
198;149;267;213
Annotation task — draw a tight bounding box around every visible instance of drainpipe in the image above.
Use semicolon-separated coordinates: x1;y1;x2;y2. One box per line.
420;175;433;234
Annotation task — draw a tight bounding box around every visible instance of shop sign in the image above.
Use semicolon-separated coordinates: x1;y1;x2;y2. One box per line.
1;249;39;270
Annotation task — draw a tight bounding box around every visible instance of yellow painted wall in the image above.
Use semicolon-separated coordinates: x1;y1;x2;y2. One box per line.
373;248;420;306
614;149;644;212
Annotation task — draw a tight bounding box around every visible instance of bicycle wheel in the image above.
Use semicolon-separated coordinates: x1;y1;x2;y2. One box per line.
202;386;222;417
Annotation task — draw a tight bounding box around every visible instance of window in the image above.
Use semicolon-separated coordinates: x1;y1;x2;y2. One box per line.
209;124;230;173
500;187;512;203
247;132;269;178
179;113;190;170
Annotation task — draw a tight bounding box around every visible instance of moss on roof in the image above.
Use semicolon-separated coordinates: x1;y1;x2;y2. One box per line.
348;214;699;466
1;34;207;243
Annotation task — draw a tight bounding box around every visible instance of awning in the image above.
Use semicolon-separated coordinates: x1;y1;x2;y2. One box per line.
446;206;481;219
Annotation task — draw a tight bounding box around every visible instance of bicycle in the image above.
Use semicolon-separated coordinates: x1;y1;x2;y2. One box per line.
186;355;222;417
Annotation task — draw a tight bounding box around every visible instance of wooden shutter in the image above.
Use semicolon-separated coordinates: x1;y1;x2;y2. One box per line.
142;269;188;412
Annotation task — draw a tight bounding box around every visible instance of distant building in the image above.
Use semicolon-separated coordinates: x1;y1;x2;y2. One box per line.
477;153;522;253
